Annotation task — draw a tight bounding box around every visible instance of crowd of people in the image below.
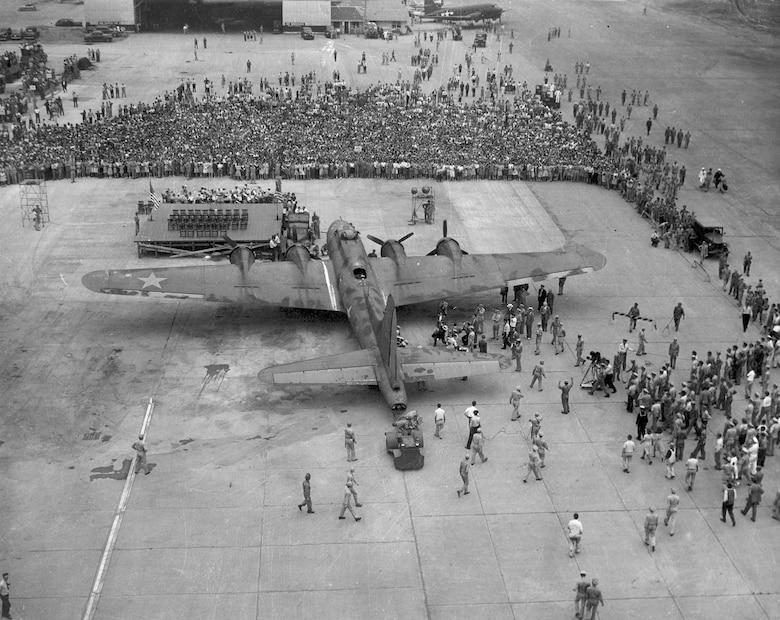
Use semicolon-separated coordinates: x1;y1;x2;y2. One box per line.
161;183;279;204
0;79;616;185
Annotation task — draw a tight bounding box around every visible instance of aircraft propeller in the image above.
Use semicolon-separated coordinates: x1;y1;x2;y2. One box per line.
427;220;468;256
367;232;414;246
223;234;256;275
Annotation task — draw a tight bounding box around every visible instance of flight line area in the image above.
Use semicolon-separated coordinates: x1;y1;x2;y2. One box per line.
0;0;779;618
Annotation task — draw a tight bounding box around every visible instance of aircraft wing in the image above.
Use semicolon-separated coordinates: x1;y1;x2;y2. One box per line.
373;246;606;307
399;346;510;382
257;346;510;386
258;350;377;385
81;260;344;311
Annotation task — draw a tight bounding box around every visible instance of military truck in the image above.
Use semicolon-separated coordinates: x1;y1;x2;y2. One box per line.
692;217;728;257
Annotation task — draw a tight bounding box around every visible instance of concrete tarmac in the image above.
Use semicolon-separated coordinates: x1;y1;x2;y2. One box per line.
0;1;779;619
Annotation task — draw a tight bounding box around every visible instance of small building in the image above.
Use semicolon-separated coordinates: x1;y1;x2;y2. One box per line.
364;0;410;33
330;3;364;35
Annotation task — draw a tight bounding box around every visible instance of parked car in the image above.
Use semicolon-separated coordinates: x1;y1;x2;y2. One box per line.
324;26;338;38
0;28;12;41
300;26;314;40
474;32;487;47
84;31;113;43
18;4;37;12
56;18;78;27
22;26;38;40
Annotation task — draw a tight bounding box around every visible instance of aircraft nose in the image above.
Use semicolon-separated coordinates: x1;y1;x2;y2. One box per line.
81;270;110;293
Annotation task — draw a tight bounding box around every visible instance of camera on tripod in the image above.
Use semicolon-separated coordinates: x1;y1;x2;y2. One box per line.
580;351;607;390
587;351;602;363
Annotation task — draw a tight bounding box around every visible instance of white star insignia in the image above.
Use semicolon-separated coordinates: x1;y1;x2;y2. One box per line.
138;272;167;289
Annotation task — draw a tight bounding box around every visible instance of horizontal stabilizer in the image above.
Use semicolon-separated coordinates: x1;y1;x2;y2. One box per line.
399;346;510;382
258;349;377;386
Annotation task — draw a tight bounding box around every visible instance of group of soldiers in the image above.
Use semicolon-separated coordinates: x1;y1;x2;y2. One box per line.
296;422;364;521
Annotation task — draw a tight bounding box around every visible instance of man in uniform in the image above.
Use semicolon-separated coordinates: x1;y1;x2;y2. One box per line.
529;412;543;440
575;334;585;367
685;456;699;491
344;422;357;462
721;481;737;525
471;428;488;463
741;477;764;521
664;487;680;535
297;473;314;513
668;337;680;369
533;432;550;467
465;409;481;449
523;445;543;482
573;571;589;619
672;302;686;331
559;378;573;414
457;454;471;496
346;467;363;506
537;284;547;311
627;303;640;332
618;338;632;371
0;573;10;620
338;482;362;521
509;386;524;421
511;338;523;371
644;506;659;552
585;579;605;620
132;434;150;475
637;328;648;356
530;360;546;391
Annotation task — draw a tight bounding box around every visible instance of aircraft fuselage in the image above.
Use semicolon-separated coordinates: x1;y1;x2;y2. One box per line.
326;221;408;410
426;3;503;21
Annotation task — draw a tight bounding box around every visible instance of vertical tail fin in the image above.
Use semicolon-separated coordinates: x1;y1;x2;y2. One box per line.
378;295;399;385
424;0;438;14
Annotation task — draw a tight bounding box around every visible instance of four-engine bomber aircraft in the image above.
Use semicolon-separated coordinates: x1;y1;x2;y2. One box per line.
82;220;605;412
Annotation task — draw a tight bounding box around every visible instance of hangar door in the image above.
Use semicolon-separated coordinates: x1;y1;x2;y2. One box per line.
283;0;331;29
85;0;135;26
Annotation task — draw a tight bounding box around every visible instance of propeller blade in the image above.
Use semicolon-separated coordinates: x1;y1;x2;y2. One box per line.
222;234;237;248
442;220;448;238
367;234;385;246
398;232;414;244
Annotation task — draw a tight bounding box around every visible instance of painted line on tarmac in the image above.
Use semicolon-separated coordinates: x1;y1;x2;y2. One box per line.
82;397;155;620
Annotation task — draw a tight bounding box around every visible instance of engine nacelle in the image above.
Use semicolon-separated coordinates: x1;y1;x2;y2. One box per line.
380;240;407;263
286;244;312;271
229;246;255;273
434;238;463;261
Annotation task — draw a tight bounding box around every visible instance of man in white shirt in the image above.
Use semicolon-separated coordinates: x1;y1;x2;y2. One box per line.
434;404;446;438
466;410;481;449
745;368;755;399
567;513;583;558
622;434;635;473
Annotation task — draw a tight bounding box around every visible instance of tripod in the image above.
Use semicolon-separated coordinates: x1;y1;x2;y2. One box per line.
579;359;601;389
